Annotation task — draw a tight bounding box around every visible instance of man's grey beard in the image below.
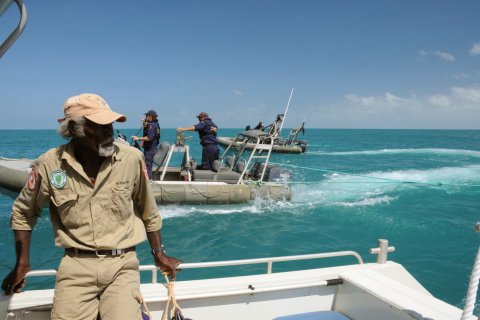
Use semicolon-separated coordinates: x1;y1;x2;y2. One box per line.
98;143;114;157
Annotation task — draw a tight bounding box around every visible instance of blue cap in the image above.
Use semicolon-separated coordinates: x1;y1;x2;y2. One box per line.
145;109;157;117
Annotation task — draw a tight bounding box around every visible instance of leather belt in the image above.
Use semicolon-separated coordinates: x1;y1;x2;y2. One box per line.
65;246;136;257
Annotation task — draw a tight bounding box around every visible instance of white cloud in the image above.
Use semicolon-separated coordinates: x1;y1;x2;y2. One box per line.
331;85;480;128
434;51;455;61
426;94;450;107
345;94;377;106
344;92;405;108
344;86;480;110
417;49;456;62
345;85;480;110
233;89;244;96
469;42;480;55
385;92;404;104
293;83;480;129
451;86;480;103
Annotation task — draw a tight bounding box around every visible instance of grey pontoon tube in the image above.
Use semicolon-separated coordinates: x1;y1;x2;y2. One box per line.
0;0;27;58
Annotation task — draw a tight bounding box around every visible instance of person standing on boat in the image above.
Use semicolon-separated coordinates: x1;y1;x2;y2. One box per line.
1;93;181;319
254;121;264;130
177;111;220;170
132;109;160;180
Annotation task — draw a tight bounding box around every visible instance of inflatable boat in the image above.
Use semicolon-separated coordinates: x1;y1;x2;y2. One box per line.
218;134;307;154
0;132;292;205
218;114;308;154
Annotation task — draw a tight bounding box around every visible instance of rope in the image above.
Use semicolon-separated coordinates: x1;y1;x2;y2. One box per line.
461;246;480;320
134;294;153;319
190;184;218;200
141;298;153;320
161;273;183;320
138;273;184;320
461;224;480;320
155;182;217;200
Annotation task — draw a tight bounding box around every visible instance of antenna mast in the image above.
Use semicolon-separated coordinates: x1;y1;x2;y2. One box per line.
278;88;294;136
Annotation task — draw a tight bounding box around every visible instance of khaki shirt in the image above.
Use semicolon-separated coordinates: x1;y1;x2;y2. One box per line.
10;141;161;250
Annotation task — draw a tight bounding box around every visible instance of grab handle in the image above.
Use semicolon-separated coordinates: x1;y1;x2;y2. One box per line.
0;0;28;58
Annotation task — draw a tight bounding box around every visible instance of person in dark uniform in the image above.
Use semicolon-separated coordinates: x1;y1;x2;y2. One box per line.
132;109;160;179
177;112;220;170
254;121;264;130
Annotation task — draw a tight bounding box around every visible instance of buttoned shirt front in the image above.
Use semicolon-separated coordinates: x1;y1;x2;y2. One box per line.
10;141;161;250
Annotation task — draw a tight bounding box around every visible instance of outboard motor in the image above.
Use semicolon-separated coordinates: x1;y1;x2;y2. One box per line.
251;163;291;182
267;165;291;182
298;140;308;153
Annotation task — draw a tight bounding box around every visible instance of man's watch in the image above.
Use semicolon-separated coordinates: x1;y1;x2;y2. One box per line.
151;245;166;255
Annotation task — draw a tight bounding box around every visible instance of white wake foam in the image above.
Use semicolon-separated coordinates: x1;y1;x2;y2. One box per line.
156;164;480;215
292;164;480;207
311;148;480;157
158;198;295;218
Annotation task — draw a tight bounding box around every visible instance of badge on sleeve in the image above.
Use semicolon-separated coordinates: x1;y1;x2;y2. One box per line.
50;170;67;189
27;166;38;190
142;162;149;181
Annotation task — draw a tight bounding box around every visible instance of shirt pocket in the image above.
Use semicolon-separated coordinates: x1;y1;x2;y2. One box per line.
110;185;133;223
50;192;82;227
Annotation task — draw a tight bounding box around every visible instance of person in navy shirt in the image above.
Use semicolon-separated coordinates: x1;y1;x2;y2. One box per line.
132;109;160;179
177;112;220;170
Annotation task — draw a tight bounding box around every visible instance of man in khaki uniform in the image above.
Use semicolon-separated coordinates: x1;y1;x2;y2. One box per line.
1;93;181;319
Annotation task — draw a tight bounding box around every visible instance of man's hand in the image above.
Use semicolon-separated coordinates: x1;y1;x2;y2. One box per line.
146;231;182;279
153;253;182;280
1;264;30;295
3;230;32;295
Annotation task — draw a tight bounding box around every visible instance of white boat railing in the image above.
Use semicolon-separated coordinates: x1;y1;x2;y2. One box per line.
25;250;364;285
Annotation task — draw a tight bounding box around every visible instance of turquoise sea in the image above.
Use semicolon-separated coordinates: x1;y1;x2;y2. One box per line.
1;128;479;310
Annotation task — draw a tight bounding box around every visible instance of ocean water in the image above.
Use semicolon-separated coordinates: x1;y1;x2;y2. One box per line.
0;128;479;310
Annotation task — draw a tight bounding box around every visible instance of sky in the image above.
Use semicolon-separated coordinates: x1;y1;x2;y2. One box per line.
1;0;479;130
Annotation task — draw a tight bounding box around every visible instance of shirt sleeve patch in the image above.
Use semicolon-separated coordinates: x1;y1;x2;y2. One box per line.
27;166;37;190
142;162;149;181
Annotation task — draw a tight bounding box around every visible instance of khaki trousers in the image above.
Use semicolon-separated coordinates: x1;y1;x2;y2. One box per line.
51;251;143;320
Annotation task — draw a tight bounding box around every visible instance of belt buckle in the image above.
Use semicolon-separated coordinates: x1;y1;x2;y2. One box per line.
95;250;108;258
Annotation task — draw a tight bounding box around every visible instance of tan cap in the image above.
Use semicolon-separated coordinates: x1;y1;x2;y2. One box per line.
196;111;209;118
58;93;127;124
